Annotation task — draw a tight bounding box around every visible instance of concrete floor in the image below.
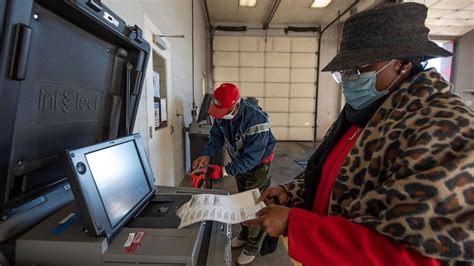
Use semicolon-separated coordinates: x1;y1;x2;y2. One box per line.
268;142;318;186
180;142;318;265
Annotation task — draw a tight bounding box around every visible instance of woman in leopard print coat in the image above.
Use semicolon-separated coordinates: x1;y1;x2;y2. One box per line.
246;2;474;266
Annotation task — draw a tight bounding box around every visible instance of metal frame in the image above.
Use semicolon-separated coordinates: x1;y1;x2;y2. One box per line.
63;134;156;239
263;0;281;30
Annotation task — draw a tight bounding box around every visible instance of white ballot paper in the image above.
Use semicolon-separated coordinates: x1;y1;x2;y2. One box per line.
176;188;266;228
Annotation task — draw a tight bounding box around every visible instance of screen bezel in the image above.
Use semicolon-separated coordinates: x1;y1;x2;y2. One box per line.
64;134;156;238
84;140;152;228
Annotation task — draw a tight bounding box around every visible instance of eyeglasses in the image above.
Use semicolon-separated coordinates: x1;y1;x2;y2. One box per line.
331;64;370;84
332;60;395;84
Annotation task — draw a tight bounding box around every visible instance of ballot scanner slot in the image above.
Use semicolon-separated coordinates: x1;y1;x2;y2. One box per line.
126;194;191;229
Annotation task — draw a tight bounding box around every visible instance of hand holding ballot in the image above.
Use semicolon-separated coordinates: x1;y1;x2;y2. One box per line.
176;188;265;228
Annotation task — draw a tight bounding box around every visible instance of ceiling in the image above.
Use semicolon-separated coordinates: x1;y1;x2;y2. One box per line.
403;0;474;36
206;0;371;26
207;0;273;24
206;0;473;36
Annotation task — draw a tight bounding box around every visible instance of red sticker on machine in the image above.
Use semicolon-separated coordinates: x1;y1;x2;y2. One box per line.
124;231;145;253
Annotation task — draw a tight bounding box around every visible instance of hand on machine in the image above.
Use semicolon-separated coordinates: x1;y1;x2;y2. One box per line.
189;164;223;189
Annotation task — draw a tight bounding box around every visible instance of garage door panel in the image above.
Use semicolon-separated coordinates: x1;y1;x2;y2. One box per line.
265;68;290;83
290;83;315;97
214;36;239;51
238;37;265;52
267;37;291;52
241;68;264;82
291;38;317;52
271;127;288;140
214;67;238;82
290;98;314;112
268;112;288;127
240;82;264;97
240;52;264;67
289;127;313;141
213;36;319;141
265;83;289;97
266;98;289;112
214;52;239;66
291;53;316;68
291;68;315;83
266;53;290;67
289;113;313;127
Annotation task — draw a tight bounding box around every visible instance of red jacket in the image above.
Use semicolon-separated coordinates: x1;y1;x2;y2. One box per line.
287;125;442;266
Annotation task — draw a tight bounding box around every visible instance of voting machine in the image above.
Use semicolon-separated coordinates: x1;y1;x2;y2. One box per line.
0;0;230;265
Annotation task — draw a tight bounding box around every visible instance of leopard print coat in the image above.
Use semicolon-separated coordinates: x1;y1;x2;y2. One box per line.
281;69;474;263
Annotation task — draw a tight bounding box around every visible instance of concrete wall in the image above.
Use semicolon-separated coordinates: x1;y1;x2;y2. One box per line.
102;0;208;186
454;30;474;108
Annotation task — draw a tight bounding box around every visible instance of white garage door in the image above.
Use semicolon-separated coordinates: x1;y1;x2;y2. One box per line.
213;36;317;141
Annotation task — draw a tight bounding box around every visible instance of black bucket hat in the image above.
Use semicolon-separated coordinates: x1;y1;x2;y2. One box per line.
322;2;453;72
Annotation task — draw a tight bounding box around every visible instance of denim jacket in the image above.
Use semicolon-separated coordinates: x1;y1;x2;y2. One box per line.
202;99;276;176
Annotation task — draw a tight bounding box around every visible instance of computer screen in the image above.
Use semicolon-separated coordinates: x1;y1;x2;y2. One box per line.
85;141;151;227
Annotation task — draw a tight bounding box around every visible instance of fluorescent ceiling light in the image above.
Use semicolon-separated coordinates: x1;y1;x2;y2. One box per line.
311;0;332;8
239;0;257;7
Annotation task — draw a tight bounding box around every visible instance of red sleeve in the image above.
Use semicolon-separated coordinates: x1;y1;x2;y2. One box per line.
287;208;442;266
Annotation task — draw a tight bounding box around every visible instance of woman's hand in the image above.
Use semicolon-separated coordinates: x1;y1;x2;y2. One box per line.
244;205;291;237
258;186;289;205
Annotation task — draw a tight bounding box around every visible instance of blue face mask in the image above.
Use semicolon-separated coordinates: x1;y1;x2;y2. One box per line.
342;60;398;110
342;72;389;110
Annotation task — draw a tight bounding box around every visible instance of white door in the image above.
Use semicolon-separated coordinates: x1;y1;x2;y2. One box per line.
142;16;176;186
213;36;317;141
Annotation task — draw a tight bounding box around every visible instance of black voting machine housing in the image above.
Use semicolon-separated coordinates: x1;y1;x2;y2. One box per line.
0;2;233;265
0;0;149;227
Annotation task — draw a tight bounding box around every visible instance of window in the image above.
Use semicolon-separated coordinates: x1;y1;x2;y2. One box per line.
426;40;455;82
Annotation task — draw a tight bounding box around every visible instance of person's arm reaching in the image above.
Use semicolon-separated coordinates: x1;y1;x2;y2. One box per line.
201;122;224;159
287;208;442;266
